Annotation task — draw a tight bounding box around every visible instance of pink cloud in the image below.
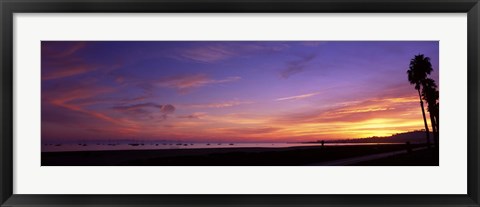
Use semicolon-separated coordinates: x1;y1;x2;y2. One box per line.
182;100;253;109
273;95;420;125
177;112;208;119
157;74;241;93
43;83;142;135
42;42;98;80
42;64;98;80
218;127;281;135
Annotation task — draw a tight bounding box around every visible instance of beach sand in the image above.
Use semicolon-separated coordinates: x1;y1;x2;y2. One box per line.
41;144;437;166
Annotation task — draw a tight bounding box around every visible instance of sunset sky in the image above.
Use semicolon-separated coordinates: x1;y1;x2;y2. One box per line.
41;41;439;143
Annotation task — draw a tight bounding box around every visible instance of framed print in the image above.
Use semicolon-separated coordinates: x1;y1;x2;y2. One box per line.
39;40;441;167
1;0;479;206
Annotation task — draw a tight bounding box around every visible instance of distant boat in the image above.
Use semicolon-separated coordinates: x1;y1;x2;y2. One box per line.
229;143;234;145
129;143;140;146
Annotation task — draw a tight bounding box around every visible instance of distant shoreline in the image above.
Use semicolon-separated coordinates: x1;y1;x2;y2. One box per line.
41;142;404;153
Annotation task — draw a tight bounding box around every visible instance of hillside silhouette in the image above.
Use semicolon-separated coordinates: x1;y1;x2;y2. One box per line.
316;130;433;144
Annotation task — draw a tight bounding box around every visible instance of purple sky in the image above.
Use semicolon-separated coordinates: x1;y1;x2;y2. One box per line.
41;41;439;143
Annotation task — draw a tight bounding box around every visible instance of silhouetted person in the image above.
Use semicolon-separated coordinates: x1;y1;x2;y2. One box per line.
406;141;412;153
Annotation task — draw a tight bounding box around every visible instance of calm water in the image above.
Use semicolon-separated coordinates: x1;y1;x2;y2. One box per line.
42;142;402;152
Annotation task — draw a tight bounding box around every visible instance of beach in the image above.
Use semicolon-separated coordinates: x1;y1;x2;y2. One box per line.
41;143;437;166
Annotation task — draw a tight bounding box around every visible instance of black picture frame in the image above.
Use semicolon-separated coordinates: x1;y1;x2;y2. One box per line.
1;0;479;206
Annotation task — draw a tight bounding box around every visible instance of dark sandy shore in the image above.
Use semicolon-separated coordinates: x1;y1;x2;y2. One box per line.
41;144;437;166
352;147;439;166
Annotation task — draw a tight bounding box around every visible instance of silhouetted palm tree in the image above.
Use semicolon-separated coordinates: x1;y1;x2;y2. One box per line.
407;54;433;145
422;78;439;147
434;102;439;130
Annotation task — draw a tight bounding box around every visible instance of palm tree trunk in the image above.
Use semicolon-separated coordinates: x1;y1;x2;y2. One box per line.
429;112;437;147
418;89;430;146
435;107;439;133
434;108;439;148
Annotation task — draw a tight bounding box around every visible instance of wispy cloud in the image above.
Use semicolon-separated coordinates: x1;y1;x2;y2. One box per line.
183;100;253;109
157;74;241;93
112;102;162;111
238;42;290;52
175;45;235;63
42;42;97;80
280;54;316;78
112;103;175;120
276;92;321;101
44;84;141;134
177;112;208;119
42;64;98;80
170;42;290;63
42;42;87;58
273;95;420;125
202;113;268;125
217;127;281;135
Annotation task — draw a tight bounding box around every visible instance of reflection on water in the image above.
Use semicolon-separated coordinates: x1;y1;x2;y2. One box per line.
42;142;402;152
